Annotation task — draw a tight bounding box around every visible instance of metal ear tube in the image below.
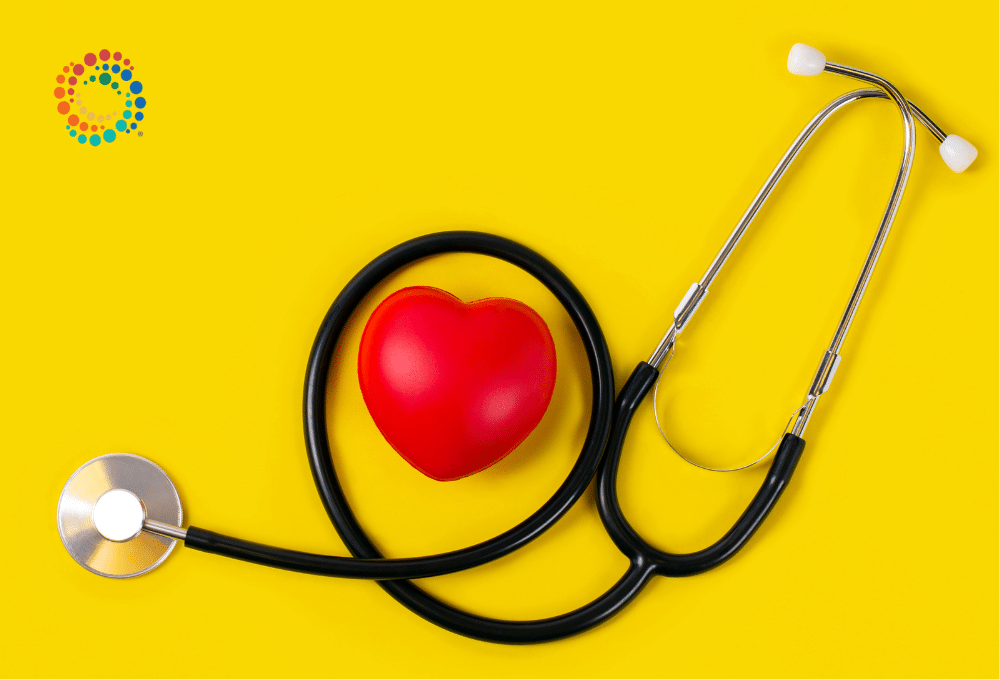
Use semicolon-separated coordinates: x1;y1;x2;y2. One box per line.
651;46;975;469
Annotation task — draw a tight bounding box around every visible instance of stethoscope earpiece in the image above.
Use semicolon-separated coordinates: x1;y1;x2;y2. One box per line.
787;43;827;76
939;134;978;172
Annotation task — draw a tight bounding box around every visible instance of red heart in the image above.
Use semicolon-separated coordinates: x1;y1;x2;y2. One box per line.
358;286;557;481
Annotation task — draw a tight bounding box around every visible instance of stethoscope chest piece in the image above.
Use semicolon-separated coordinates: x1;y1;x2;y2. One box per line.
57;453;183;578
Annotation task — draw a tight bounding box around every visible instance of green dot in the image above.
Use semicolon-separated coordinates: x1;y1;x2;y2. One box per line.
111;82;118;89
99;73;111;85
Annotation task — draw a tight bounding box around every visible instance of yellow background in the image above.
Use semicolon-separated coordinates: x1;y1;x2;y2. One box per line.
2;0;997;677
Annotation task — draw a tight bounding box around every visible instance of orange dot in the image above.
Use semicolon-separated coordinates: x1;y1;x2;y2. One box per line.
54;87;65;99
56;74;65;83
57;101;70;115
80;122;88;131
68;114;79;126
62;65;69;73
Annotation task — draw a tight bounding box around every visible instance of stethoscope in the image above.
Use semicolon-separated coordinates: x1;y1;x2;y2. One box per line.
57;44;976;644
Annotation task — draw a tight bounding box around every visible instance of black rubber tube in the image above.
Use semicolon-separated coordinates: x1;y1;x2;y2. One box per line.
182;233;807;644
596;362;807;577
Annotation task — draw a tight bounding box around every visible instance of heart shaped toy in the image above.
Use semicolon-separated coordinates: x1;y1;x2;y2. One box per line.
358;286;557;481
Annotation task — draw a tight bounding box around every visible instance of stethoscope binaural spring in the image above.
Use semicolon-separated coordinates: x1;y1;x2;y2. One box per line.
57;44;977;643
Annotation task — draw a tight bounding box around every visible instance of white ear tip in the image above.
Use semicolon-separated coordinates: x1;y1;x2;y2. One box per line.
787;43;826;76
939;134;977;173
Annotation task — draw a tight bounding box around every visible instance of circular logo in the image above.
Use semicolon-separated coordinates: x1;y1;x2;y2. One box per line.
54;50;147;146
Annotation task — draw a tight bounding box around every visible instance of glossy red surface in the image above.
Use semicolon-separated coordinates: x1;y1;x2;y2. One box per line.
358;286;557;481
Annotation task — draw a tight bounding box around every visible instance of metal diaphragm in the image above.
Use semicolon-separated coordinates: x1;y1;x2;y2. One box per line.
57;452;183;578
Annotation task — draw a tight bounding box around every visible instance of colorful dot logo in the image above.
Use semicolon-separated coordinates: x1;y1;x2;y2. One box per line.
54;50;147;146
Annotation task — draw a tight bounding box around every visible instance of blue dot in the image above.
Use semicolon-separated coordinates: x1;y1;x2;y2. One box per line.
130;122;137;130
120;69;132;82
123;110;131;119
125;100;131;107
102;64;109;71
78;134;87;144
89;134;101;147
70;129;77;137
126;129;130;134
99;73;111;85
129;81;142;94
112;64;120;73
134;97;145;109
103;129;116;143
135;111;144;121
116;120;127;131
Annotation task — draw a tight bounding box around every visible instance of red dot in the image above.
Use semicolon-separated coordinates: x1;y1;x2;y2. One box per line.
84;53;97;66
62;66;69;73
68;114;79;126
113;51;122;61
68;76;77;85
70;98;74;102
56;74;65;83
129;66;134;70
73;64;85;76
123;58;130;65
68;88;74;95
99;49;110;61
54;87;65;99
57;101;70;115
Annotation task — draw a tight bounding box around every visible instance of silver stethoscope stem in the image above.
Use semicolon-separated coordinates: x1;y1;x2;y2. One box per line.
143;519;188;541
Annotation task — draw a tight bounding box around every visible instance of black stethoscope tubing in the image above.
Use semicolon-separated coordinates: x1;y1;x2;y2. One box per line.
182;231;804;643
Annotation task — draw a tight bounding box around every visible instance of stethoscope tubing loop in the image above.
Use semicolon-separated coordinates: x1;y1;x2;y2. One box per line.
302;231;617;577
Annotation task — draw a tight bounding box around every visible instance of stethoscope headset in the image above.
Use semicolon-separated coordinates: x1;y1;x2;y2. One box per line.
57;44;977;644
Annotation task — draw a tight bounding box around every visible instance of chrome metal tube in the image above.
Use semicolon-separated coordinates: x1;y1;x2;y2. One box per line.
908;100;947;142
790;63;915;436
143;518;187;541
648;71;954;445
650;86;948;370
